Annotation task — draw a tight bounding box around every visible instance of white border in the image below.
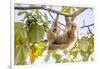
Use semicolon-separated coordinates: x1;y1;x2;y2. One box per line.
10;0;14;68
11;0;96;69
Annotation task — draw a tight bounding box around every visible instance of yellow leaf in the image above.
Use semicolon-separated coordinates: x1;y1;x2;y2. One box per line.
29;47;38;64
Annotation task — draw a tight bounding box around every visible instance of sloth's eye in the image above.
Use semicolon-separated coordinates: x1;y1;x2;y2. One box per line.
53;28;57;32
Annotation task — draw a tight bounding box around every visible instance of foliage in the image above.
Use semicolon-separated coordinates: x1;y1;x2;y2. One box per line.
14;5;94;64
61;6;78;14
15;22;29;65
14;9;49;64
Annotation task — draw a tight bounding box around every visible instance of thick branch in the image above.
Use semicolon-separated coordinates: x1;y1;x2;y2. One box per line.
15;6;88;17
15;6;71;16
71;8;87;17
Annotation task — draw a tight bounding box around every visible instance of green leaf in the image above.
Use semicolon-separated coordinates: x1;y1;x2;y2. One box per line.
44;13;48;23
15;22;24;29
61;7;78;14
80;50;87;58
51;51;62;63
14;22;29;65
88;35;94;53
44;53;50;62
79;36;89;51
55;54;62;63
27;23;45;43
62;59;69;63
15;45;28;65
70;50;78;58
51;51;57;58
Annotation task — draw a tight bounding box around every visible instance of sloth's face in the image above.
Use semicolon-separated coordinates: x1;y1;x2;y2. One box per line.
53;27;57;32
66;23;77;31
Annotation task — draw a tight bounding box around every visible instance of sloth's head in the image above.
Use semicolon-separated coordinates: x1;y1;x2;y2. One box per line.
65;23;77;31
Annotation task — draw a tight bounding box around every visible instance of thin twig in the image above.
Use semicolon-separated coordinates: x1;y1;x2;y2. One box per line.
48;11;55;20
88;27;92;34
83;19;85;26
48;11;65;26
81;24;94;28
58;26;65;32
59;22;65;26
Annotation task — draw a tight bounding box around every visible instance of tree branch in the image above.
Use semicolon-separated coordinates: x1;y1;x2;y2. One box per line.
88;27;92;34
81;23;94;28
15;6;88;17
48;11;55;20
48;11;65;26
71;8;88;17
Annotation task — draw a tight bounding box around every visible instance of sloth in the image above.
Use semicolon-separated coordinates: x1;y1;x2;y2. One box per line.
47;17;77;51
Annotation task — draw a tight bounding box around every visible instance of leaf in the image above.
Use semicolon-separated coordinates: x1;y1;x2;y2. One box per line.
36;43;46;56
29;42;47;64
55;54;62;63
51;51;57;58
62;59;69;63
15;22;24;30
44;13;48;23
70;50;78;58
79;36;89;51
80;50;87;58
15;45;27;65
88;35;94;53
51;51;62;63
44;53;50;62
29;47;38;64
61;7;78;14
27;23;45;43
14;22;29;65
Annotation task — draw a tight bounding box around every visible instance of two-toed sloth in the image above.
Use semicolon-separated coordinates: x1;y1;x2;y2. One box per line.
47;17;77;52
